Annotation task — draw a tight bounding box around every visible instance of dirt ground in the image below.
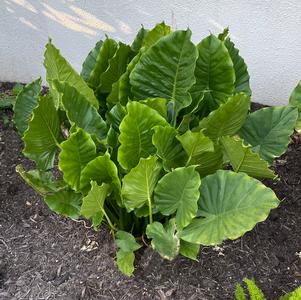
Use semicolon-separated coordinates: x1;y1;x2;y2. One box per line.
0;87;300;299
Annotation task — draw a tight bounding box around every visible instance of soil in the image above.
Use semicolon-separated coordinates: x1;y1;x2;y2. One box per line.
0;85;300;300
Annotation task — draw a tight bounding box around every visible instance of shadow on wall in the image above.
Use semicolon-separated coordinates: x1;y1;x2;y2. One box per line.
2;0;139;44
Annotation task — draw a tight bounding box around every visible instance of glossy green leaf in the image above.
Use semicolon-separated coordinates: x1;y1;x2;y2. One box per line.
97;42;131;94
142;22;171;48
220;136;276;179
88;38;117;89
154;166;201;229
146;219;180;260
131;26;149;52
118;101;167;169
54;81;108;138
239;106;298;164
130;30;198;120
14;78;41;135
115;231;141;276
80;152;121;200
80;182;111;229
23;96;63;170
190;34;235;111
16;165;67;196
152;125;187;171
180;170;279;245
45;189;82;219
177;130;214;165
196;93;250;142
122;156;162;211
224;37;251;96
44;40;98;108
195;145;223;177
81;40;103;82
179;240;200;261
58;129;96;191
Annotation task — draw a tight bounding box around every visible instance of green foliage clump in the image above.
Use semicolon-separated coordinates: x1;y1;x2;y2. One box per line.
14;23;299;276
235;278;301;300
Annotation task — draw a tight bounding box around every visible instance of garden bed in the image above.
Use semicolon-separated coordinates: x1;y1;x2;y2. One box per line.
0;88;300;299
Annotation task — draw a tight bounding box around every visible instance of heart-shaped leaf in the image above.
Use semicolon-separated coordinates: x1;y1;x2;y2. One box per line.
80;182;111;229
122;156;162;212
154;166;201;229
58;129;96;191
118;101;167;169
130;30;198;121
190;35;235;111
239;106;298;164
180;170;279;245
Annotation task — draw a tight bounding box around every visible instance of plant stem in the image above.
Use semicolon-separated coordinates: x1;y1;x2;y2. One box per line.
147;197;153;224
103;210;117;231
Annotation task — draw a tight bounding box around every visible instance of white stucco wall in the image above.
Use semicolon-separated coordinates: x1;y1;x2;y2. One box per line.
1;0;301;105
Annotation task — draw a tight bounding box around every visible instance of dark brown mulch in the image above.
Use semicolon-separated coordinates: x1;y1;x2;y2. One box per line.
0;85;300;299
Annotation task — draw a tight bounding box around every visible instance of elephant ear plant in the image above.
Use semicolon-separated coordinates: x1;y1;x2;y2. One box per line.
14;23;298;276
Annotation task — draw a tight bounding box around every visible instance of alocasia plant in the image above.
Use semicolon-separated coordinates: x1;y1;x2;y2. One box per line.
14;22;298;276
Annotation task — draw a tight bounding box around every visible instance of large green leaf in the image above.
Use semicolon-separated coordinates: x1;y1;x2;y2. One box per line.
122;156;162;211
54;81;108;139
142;22;171;48
80;182;111;229
196;93;250;142
131;26;149;52
45;189;82;219
180;170;279;245
220;136;276;179
224;37;251;96
190;35;235;111
16;165;67;196
146;219;180;260
14;78;41;135
97;42;131;94
176;130;214;165
23;96;63;170
80;152;121;200
80;40;103;82
118;101;167;170
239;106;298;164
44;40;98;108
88;37;117;89
58;129;96;191
154;166;201;229
130;30;198;121
115;231;141;276
152;125;187;171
